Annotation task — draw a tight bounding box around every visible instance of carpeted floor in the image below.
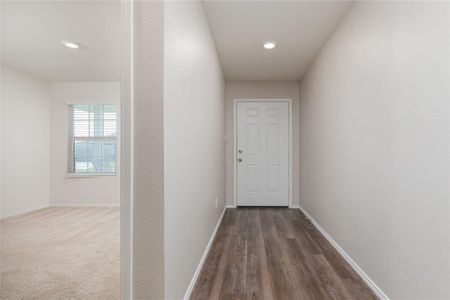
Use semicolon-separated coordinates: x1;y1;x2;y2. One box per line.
0;207;120;300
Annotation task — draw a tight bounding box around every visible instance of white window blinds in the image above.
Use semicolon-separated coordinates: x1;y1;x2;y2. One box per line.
68;104;117;175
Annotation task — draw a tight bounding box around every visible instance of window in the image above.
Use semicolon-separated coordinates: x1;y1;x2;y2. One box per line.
68;104;117;175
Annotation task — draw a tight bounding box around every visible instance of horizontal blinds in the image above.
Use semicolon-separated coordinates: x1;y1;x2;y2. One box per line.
68;104;117;174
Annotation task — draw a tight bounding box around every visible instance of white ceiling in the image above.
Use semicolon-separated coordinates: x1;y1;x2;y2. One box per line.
1;1;351;82
1;1;121;82
202;1;353;81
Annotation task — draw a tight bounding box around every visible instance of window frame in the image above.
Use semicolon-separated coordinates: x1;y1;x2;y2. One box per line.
67;104;118;177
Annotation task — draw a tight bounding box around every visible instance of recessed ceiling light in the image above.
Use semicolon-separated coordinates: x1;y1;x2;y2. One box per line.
62;41;80;49
263;41;276;49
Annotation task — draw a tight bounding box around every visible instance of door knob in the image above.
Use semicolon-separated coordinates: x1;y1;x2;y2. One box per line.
238;149;243;154
238;158;243;162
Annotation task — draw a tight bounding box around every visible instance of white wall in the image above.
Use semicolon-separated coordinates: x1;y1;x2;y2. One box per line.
299;1;450;299
164;2;226;299
49;82;120;206
225;81;300;207
1;66;50;218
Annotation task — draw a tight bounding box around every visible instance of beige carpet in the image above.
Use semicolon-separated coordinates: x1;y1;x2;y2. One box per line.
1;207;120;300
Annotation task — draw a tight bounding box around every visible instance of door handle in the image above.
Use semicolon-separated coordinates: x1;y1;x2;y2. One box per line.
238;158;243;162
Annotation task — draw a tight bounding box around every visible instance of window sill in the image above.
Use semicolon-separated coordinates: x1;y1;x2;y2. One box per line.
66;173;116;178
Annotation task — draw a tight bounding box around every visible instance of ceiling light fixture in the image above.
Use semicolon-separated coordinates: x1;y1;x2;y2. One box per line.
263;41;276;49
62;41;80;49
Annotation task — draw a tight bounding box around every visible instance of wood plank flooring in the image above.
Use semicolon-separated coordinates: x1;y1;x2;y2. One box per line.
190;207;377;300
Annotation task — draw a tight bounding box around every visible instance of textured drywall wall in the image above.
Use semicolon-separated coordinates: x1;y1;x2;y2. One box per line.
132;1;165;299
1;66;50;218
49;82;120;206
299;1;450;298
164;1;226;299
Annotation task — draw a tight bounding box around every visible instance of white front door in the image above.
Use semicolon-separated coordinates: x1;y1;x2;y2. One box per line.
236;101;289;206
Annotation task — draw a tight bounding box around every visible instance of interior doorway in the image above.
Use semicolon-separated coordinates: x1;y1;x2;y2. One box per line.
0;1;126;299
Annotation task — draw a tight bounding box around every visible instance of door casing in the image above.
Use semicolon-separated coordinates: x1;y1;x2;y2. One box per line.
233;98;293;208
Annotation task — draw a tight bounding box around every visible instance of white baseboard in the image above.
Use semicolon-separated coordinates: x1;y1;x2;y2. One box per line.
2;204;119;219
50;204;120;207
1;204;50;220
183;205;229;300
296;205;390;300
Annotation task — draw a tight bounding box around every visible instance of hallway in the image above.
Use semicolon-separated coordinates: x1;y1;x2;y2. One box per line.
1;1;450;299
191;208;376;299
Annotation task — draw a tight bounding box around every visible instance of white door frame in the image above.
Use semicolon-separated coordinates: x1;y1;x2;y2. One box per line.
120;0;133;299
233;98;293;208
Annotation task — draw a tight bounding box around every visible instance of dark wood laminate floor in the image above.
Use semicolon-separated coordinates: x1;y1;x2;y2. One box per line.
190;208;378;300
